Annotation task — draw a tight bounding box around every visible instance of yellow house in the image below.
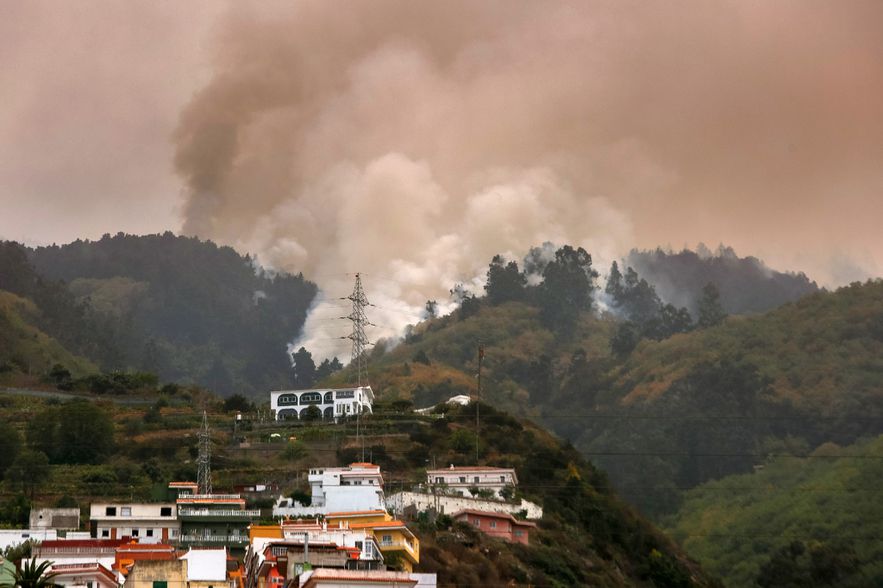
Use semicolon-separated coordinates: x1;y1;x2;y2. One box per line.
123;559;187;588
250;511;420;573
348;521;419;572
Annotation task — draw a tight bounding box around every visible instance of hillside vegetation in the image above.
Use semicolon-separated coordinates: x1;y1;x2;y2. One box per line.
0;290;96;379
0;387;719;587
1;234;319;395
355;280;883;514
627;247;818;316
665;435;883;587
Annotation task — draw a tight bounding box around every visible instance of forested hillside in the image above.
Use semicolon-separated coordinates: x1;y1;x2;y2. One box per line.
626;246;818;316
666;435;883;587
320;249;882;586
14;233;318;394
355;268;882;516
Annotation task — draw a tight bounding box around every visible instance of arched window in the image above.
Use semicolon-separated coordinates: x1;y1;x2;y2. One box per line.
323;407;334;419
277;408;298;420
278;393;298;406
301;392;322;405
324;391;334;404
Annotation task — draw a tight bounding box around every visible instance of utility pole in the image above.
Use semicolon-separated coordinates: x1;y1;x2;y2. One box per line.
476;343;484;465
197;410;212;495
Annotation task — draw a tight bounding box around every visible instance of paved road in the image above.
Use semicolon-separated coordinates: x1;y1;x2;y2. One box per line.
0;387;153;405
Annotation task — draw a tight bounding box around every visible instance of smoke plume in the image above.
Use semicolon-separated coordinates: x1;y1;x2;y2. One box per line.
172;0;883;358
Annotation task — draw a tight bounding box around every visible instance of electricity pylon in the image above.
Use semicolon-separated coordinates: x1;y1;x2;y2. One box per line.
345;273;371;387
197;410;212;495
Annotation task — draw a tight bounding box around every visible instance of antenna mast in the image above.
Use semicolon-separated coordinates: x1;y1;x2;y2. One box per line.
197;410;213;494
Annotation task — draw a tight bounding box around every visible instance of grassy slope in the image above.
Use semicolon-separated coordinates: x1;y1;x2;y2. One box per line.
0;290;96;378
665;435;883;587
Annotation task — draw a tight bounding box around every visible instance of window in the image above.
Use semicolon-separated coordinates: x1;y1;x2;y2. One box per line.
473;476;480;483
500;475;506;482
435;477;443;483
489;521;497;528
153;582;167;588
170;529;177;537
473;519;480;527
101;529;109;538
105;507;117;516
301;392;322;405
515;530;524;537
324;391;333;403
381;534;392;545
121;507;132;516
278;393;298;406
132;529;139;537
146;529;154;537
459;477;466;483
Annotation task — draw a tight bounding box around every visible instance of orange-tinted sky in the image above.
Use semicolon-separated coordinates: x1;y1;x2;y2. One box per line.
2;1;882;289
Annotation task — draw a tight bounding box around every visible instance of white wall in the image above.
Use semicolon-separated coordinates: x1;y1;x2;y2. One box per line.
0;529;57;551
386;492;543;520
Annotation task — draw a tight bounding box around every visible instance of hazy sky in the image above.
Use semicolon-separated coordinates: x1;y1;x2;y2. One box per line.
2;0;882;296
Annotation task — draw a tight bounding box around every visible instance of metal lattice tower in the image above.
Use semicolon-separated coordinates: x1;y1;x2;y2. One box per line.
197;410;212;495
345;273;371;386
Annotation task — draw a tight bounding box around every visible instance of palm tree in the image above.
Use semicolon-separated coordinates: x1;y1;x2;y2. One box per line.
12;558;58;588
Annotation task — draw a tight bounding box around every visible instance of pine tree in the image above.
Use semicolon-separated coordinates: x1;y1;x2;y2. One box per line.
485;255;526;305
698;282;727;328
605;261;624;303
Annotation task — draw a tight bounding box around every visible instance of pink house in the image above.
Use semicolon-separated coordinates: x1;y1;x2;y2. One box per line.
451;509;537;545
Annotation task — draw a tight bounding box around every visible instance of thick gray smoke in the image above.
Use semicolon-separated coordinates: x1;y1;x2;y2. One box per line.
172;0;883;358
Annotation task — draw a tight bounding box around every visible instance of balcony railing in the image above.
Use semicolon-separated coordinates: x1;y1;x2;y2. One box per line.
177;508;260;518
377;540;417;555
178;535;249;545
91;514;177;521
178;494;242;500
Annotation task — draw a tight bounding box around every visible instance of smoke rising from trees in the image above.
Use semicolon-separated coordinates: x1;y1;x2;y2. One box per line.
170;1;883;356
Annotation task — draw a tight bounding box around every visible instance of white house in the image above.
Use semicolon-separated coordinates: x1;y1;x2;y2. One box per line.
425;466;517;499
89;503;180;543
270;387;374;421
273;464;386;517
271;387;374;421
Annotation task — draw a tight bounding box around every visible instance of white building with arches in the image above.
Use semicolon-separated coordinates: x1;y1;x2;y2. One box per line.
270;386;374;421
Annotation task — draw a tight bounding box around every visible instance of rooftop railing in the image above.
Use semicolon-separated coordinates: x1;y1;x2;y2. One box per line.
178;535;248;544
178;494;242;500
177;508;260;518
